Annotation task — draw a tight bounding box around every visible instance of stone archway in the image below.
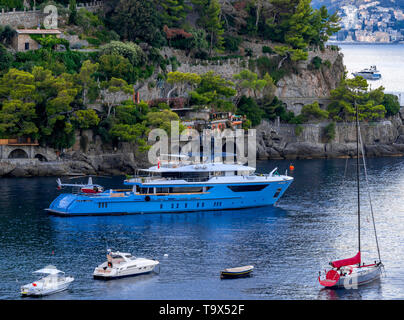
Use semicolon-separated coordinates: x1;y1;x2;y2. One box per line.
8;149;29;159
291;103;304;115
34;154;48;162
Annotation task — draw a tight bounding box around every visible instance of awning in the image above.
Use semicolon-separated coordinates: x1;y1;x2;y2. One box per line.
33;265;63;275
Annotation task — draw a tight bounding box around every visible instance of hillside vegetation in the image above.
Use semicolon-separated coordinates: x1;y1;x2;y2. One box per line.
0;0;399;152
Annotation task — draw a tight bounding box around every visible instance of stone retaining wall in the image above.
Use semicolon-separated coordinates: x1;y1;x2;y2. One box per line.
0;1;102;28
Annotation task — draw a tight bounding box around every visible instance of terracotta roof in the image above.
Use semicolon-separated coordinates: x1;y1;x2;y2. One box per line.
16;29;61;35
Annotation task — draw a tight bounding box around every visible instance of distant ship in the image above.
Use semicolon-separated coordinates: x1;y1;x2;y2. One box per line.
352;66;381;80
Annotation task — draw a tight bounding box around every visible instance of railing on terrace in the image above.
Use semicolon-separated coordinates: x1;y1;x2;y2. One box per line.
126;176;211;184
126;172;283;184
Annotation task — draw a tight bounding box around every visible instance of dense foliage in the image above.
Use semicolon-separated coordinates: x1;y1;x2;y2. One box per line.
0;0;398;153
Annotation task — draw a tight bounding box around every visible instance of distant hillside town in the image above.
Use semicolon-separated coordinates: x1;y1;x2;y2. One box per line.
313;0;404;43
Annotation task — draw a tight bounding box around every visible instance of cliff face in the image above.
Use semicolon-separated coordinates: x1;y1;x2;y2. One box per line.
136;45;345;104
256;111;404;160
276;51;344;99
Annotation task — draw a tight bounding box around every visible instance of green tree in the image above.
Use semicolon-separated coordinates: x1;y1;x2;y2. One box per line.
104;0;166;47
328;77;386;121
72;109;100;129
190;71;236;112
193;0;224;55
76;60;99;106
101;77;133;117
236;95;264;127
159;0;191;27
146;109;183;134
167;71;201;98
0;25;16;46
0;99;38;138
99;41;146;66
98;54;134;83
68;0;77;25
301;101;329;121
0;44;13;73
233;69;269;98
382;93;400;117
265;0;340;54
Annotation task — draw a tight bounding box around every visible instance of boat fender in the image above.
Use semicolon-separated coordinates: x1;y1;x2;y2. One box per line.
145;195;151;202
108;262;113;268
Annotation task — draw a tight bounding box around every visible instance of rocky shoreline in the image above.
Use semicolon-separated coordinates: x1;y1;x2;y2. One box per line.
2;112;404;177
256;110;404;160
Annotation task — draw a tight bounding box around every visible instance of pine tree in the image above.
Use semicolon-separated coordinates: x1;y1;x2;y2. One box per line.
68;0;77;25
193;0;224;55
159;0;190;27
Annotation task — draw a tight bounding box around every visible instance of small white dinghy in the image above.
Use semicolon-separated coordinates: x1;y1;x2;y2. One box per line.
21;265;74;297
93;250;159;280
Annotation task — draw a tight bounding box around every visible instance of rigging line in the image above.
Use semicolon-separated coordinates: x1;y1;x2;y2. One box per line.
343;155;349;179
355;99;361;255
358;125;382;263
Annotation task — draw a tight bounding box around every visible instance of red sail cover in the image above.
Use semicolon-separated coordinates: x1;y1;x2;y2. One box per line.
331;252;361;268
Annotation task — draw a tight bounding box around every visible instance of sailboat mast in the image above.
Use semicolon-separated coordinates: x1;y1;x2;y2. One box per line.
355;98;361;254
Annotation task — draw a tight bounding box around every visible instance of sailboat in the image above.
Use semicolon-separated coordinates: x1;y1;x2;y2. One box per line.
318;100;384;289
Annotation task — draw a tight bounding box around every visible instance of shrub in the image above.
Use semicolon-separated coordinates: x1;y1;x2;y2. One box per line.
323;60;332;68
194;50;209;60
383;93;400;117
301;101;329;121
86;37;101;46
99;41;146;66
223;35;242;52
324;122;336;141
295;124;303;136
262;46;274;54
309;56;322;70
236;96;264;127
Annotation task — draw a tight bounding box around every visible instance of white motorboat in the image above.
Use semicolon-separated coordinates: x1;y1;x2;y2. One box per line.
93;250;159;280
352;65;381;80
21;265;74;297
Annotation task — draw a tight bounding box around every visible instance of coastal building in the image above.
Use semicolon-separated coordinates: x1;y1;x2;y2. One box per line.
12;28;61;52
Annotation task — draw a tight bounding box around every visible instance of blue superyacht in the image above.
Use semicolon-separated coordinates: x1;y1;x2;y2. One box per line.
46;159;293;216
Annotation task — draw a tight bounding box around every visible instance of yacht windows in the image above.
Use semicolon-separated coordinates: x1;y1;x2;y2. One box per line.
227;184;268;192
157;187;203;194
273;188;282;198
162;172;210;182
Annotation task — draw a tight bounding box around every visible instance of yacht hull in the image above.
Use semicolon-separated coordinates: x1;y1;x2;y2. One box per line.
21;279;73;296
46;180;293;216
93;270;155;280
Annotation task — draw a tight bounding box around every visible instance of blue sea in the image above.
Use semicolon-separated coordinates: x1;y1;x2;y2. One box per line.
1;157;404;300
